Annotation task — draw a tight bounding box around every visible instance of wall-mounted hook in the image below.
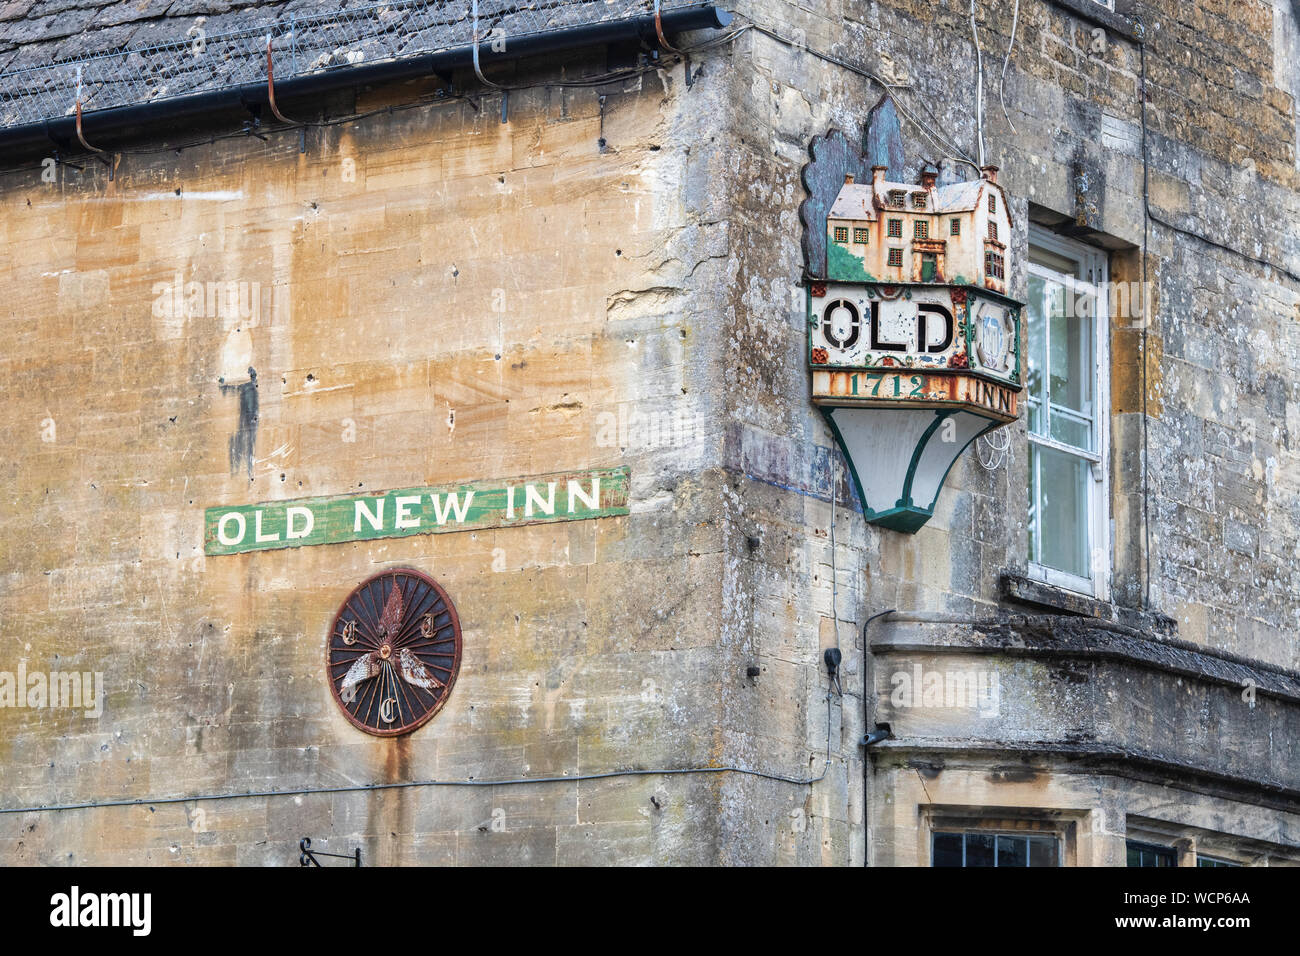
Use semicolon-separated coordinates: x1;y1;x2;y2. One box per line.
298;837;361;867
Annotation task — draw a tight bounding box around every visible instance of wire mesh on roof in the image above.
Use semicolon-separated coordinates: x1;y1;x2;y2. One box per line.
0;0;707;131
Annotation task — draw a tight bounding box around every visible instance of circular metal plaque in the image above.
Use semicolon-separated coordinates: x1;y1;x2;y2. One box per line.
327;568;462;736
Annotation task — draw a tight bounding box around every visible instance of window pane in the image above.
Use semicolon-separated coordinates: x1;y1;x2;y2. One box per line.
1027;275;1047;436
1028;268;1096;453
1050;406;1092;448
932;832;964;867
934;831;1061;867
1032;444;1091;578
1048;283;1094;451
997;835;1028;867
1127;841;1176;867
1028;836;1060;867
965;832;996;867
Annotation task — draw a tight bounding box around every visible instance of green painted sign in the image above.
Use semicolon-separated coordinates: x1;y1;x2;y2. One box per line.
204;467;630;556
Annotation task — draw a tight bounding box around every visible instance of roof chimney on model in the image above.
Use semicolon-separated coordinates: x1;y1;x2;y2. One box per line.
980;164;999;183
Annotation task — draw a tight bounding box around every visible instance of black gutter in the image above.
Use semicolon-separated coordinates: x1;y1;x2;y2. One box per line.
0;6;731;158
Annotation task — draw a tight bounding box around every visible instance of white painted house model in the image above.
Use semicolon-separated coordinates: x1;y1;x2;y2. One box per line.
825;164;1011;295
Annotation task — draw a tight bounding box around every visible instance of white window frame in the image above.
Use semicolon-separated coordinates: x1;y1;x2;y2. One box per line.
1026;227;1110;600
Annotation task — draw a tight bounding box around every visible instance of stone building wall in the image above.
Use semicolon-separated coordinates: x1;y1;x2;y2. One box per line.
1;0;1298;866
714;0;1300;863
0;48;751;864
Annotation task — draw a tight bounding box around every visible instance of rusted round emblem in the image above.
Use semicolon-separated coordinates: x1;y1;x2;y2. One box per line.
327;568;461;736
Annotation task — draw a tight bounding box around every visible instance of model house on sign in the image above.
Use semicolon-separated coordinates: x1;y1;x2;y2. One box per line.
825;164;1011;295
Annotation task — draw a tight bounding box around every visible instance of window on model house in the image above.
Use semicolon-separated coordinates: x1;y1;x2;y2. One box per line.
951;218;961;236
888;248;903;267
914;220;929;239
1027;227;1110;598
985;251;1005;280
834;226;849;242
933;831;1061;867
854;227;869;244
887;218;903;238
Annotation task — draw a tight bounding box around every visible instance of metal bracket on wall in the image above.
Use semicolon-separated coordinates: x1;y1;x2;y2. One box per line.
299;837;361;867
43;145;84;173
239;103;269;141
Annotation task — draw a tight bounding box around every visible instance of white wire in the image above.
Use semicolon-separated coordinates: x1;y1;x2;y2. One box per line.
970;0;986;167
830;460;839;634
977;427;1011;471
749;23;978;168
999;0;1022;135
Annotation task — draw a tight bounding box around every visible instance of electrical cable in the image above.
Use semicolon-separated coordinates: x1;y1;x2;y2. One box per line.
471;0;508;91
1139;41;1152;611
970;0;986;167
830;454;839;653
265;33;305;127
1;694;836;816
746;23;979;169
999;0;1021;135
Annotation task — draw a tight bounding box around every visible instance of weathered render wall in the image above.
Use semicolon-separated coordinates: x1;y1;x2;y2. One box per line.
0;49;758;864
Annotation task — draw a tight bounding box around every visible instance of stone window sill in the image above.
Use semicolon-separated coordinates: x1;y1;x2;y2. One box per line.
999;571;1176;636
1047;0;1144;43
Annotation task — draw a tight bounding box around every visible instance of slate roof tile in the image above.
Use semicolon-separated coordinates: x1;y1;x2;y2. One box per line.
0;1;711;129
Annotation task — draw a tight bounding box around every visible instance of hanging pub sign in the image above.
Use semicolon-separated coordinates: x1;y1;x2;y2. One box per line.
800;95;1024;533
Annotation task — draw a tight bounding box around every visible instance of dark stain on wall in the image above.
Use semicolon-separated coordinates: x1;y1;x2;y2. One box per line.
220;367;259;480
799;127;871;277
1071;149;1105;231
